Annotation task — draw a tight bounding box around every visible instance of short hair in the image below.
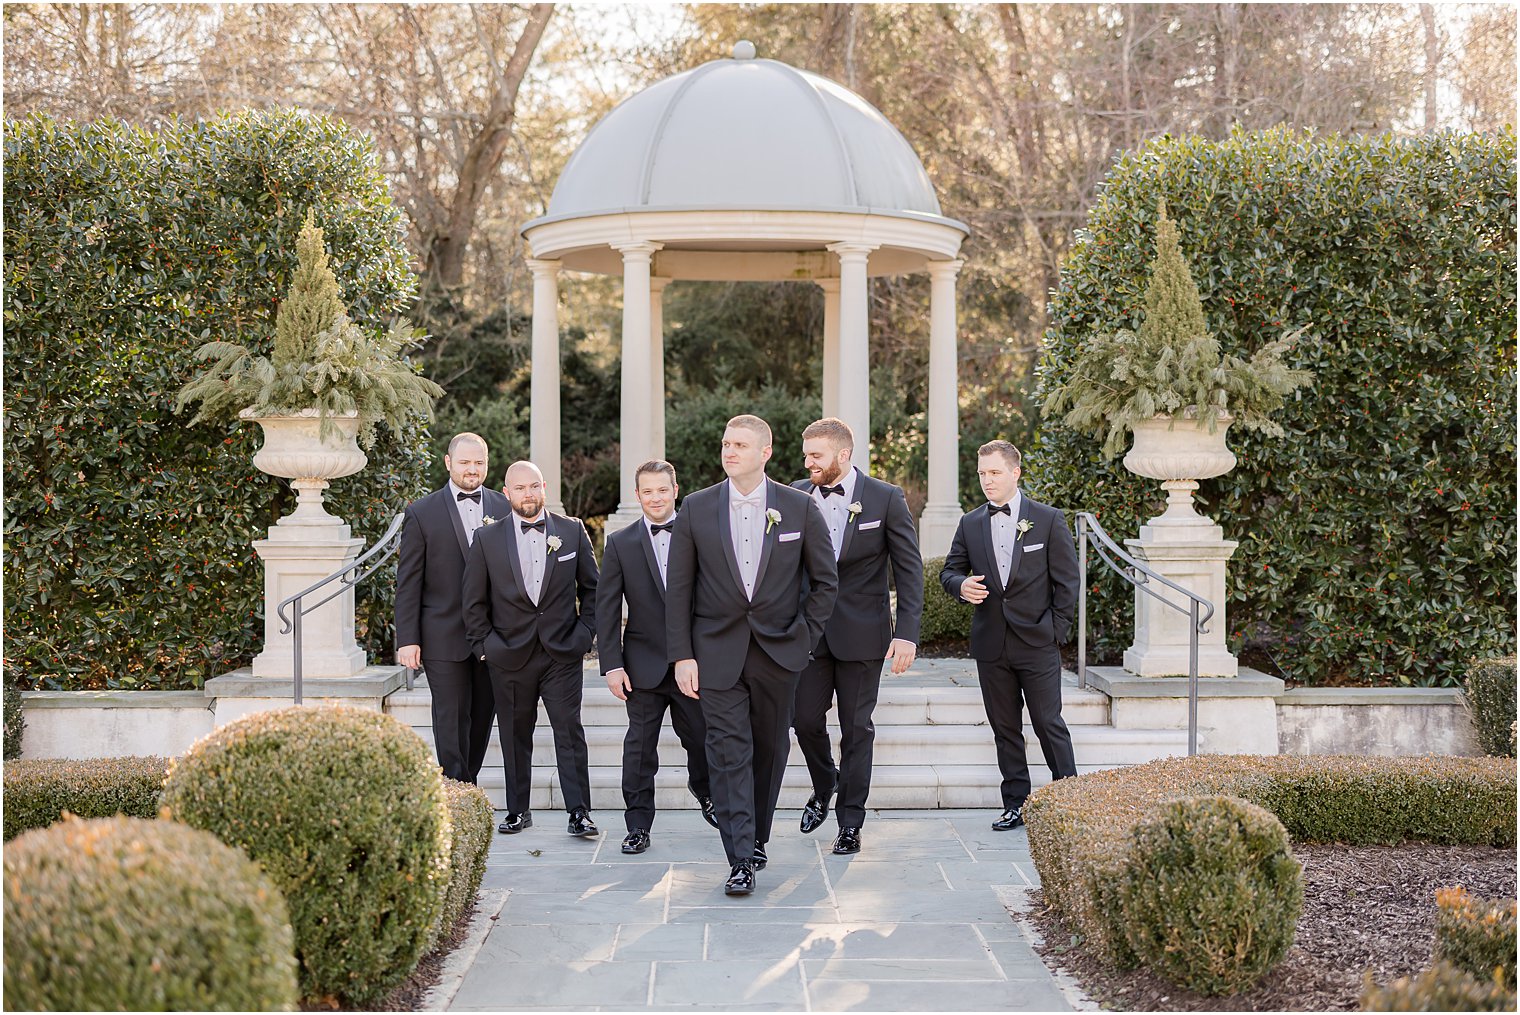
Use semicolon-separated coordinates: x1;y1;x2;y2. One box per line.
801;417;854;451
977;440;1022;469
448;432;489;457
635;459;677;487
725;414;773;448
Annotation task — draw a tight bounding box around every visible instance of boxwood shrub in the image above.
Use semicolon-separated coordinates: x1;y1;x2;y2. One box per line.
430;778;495;952
3;680;23;759
1464;656;1517;758
1031;128;1516;687
2;756;170;841
3;111;432;692
1361;961;1517;1012
160;706;449;1007
920;555;973;649
3;815;298;1011
1434;887;1517;990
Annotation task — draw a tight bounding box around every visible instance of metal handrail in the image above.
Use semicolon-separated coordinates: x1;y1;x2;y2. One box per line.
275;511;412;705
1075;512;1215;756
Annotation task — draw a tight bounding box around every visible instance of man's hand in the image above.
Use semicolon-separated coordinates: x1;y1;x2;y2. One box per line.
605;667;632;701
885;638;917;675
675;659;700;699
397;644;421;670
959;574;989;604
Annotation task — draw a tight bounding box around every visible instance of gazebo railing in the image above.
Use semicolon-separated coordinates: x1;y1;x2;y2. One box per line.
275;512;411;705
1075;512;1214;756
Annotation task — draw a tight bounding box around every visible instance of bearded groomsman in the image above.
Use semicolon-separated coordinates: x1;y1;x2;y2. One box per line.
463;460;600;839
790;418;923;855
395;433;506;784
597;459;720;855
667;414;837;896
939;440;1080;831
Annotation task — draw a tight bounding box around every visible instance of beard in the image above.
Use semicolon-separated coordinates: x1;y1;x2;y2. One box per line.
510;496;543;519
811;460;846;486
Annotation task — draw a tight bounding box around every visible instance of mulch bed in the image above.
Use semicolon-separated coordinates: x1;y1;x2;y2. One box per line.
1027;842;1517;1011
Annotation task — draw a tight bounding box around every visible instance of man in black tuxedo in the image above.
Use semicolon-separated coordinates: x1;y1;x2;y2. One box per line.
790;418;923;855
667;414;838;895
940;440;1080;831
395;432;506;784
596;459;719;855
463;460;600;838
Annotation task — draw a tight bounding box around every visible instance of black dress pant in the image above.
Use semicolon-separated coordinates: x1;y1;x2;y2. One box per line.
488;642;591;815
699;639;800;867
793;644;884;828
422;655;496;784
622;667;713;832
975;635;1077;809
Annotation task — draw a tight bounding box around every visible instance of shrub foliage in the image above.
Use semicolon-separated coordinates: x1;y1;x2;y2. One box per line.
1032;128;1516;686
430;778;495;952
2;681;24;760
919;555;973;649
1361;961;1517;1012
3;815;298;1011
160;706;449;1006
2;755;170;841
3;111;432;691
1434;887;1518;990
1464;656;1517;758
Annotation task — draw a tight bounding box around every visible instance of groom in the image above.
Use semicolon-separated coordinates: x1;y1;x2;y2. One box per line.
666;414;837;896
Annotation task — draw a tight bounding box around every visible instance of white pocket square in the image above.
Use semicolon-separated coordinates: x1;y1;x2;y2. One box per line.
859;519;882;530
558;551;577;562
778;531;801;542
1022;543;1044;552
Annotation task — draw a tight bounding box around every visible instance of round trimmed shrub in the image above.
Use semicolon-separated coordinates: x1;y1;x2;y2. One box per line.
1119;794;1303;995
3;815;297;1011
429;778;495;951
160;705;449;1006
1362;960;1517;1012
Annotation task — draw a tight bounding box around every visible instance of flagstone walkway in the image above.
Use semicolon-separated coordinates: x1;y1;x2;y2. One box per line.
426;808;1090;1012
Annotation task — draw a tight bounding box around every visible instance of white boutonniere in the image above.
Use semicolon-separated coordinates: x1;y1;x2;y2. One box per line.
847;501;863;522
1016;518;1034;538
481;515;497;526
546;534;563;554
765;508;782;534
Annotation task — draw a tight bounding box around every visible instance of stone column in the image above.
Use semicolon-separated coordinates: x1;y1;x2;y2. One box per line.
1123;518;1241;676
828;242;876;473
919;259;964;557
818;278;841;419
606;241;662;535
528;258;565;515
650;277;671;461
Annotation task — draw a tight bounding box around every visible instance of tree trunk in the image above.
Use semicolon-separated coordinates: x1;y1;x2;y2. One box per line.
1421;4;1440;132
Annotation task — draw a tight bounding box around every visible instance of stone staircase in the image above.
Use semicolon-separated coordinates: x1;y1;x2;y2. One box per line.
384;658;1190;811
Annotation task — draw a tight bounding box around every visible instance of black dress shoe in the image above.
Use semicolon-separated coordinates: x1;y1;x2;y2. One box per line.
621;829;651;854
498;811;532;834
724;861;756;896
799;791;831;834
832;826;862;854
992;806;1024;831
751;842;768;870
697;795;719;829
567;808;599;837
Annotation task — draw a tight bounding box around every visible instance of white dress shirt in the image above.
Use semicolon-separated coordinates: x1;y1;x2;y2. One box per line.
809;465;859;560
990;489;1023;587
449;479;484;545
513;512;548;605
644;513;677;588
728;479;767;600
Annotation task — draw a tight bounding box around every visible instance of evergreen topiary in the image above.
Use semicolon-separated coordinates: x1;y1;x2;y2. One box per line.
1433;887;1517;990
2;756;169;841
1361;961;1517;1012
3;815;298;1011
429;778;495;952
1118;794;1303;995
1464;657;1517;758
160;705;449;1007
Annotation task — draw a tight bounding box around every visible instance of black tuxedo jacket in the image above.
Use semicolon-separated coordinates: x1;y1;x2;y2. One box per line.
395;485;512;661
939;494;1080;661
461;512;599;669
665;478;838;689
596;519;674;689
790;471;924;660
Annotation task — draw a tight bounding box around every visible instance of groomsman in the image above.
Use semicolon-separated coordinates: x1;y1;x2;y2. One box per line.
596;459;720;855
463;460;600;838
790;418;923;855
395;433;506;784
667;414;837;895
939;440;1080;831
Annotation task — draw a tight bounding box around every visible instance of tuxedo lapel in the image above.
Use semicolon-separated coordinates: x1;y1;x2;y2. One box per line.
443;489;470;557
1004;497;1031;593
541;514;565;601
837;470;864;562
501;517;531;606
753;479;778;592
715;484;747;597
638;522;666;599
973;505;1005;597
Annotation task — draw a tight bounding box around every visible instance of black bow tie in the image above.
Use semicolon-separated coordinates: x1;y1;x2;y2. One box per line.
988;503;1012;515
819;484;846;498
456;490;481;503
520;518;546;533
650;522;674;535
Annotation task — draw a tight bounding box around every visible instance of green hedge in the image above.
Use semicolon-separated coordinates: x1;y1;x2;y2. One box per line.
1032;128;1517;687
430;779;495;952
3;815;298;1011
3;681;23;760
2;756;169;841
3;111;431;692
1362;961;1517;1012
1434;887;1517;990
1465;657;1517;757
920;555;973;648
1025;754;1516;974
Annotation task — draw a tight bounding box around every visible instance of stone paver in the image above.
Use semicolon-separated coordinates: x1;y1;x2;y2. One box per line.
429;808;1088;1012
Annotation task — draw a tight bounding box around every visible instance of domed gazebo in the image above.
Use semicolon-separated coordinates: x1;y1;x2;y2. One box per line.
521;41;969;553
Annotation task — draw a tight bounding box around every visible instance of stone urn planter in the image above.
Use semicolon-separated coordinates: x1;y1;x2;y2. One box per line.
1123;411;1236;528
240;408;367;528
